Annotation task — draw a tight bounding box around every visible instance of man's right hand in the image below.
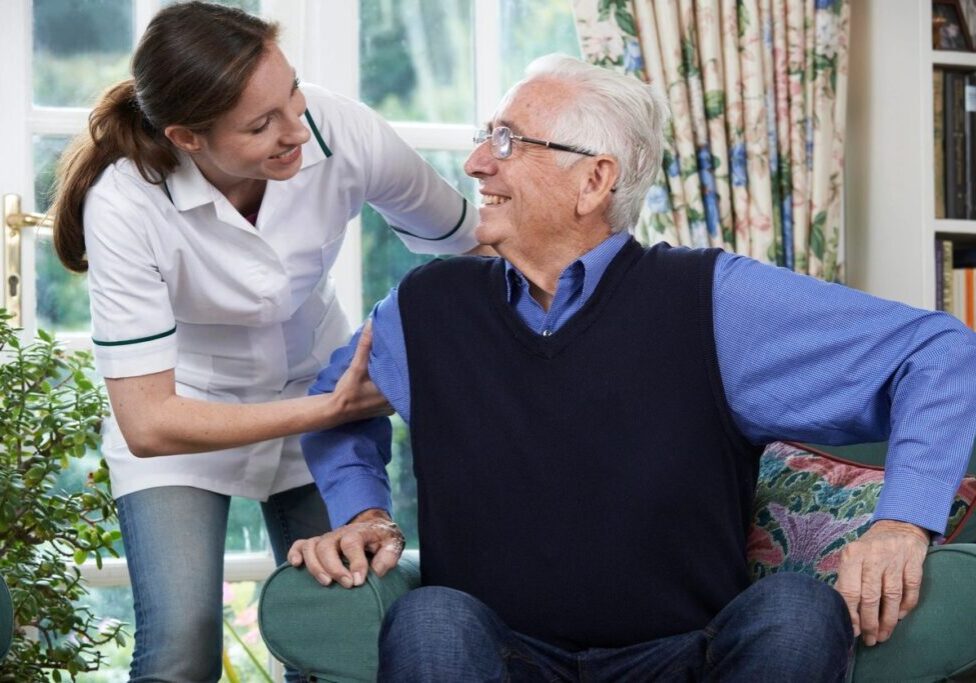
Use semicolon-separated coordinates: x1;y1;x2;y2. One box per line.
287;508;405;588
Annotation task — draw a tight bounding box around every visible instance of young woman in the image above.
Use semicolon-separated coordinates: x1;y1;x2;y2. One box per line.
51;2;477;680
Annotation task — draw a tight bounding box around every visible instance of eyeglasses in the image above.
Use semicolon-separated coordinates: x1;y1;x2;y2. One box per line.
473;126;597;160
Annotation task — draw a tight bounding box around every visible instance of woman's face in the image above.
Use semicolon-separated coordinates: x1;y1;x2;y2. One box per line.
177;42;311;192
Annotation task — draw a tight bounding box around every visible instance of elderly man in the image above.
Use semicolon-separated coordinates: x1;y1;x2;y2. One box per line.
291;54;976;681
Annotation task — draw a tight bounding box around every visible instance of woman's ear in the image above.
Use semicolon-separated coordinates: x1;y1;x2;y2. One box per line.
577;155;619;218
164;125;204;153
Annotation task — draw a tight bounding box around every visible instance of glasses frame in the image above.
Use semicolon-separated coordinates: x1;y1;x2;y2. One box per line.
473;126;597;160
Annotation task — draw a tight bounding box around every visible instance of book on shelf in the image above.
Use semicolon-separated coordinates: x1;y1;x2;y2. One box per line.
936;68;976;219
937;237;976;330
935;68;945;219
944;70;969;218
937;238;955;313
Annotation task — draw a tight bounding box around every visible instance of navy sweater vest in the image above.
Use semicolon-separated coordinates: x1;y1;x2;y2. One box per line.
398;239;762;650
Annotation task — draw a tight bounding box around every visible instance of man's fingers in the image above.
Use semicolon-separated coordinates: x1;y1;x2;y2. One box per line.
857;561;884;646
900;560;924;618
338;532;370;587
287;539;306;566
369;538;405;577
877;565;903;642
300;537;332;586
315;534;354;587
835;550;863;638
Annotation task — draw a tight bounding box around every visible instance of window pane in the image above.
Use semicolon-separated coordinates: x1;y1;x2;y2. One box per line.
360;0;474;123
34;135;92;333
222;580;274;681
225;498;271;553
32;0;133;107
500;0;581;92
73;585;134;682
78;581;275;681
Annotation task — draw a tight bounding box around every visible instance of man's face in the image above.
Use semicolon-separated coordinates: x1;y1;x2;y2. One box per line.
463;79;585;257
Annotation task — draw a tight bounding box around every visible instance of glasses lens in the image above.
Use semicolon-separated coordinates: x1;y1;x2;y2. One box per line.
491;127;512;159
473;129;490;145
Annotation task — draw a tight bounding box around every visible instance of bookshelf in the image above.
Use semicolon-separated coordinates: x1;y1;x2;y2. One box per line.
846;0;976;310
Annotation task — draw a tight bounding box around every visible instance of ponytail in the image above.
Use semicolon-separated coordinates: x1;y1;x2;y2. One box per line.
51;79;178;273
52;1;279;273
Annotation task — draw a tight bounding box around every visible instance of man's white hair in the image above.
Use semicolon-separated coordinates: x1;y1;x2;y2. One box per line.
518;53;670;233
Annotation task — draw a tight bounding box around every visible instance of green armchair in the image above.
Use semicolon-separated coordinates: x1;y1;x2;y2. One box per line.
259;442;976;682
0;574;12;662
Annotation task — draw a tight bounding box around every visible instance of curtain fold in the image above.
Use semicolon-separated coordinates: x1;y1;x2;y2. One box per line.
573;0;849;280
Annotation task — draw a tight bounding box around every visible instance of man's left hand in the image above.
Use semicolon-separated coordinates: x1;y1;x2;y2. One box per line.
834;519;930;646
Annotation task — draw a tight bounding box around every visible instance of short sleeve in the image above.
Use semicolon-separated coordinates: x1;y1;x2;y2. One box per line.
360;104;478;254
84;176;177;378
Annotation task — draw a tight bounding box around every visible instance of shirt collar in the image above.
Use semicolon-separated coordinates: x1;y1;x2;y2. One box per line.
503;231;631;303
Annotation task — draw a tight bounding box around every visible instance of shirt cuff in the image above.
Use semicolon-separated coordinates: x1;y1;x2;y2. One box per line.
323;474;393;529
93;332;178;378
873;468;961;535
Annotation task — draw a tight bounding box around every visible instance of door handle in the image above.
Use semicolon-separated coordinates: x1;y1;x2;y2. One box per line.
3;193;54;327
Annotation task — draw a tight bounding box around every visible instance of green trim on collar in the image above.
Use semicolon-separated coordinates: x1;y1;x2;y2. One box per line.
391;196;468;241
304;110;332;158
92;325;177;347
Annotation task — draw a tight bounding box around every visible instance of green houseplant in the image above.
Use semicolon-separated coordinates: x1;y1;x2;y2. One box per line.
0;310;125;682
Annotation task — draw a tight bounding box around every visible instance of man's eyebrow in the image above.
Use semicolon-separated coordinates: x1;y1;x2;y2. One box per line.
495;119;520;134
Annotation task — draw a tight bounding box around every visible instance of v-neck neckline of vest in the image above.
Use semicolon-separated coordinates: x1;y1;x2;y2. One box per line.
489;237;644;359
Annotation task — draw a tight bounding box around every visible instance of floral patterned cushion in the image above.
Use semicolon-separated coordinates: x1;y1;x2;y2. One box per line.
748;441;976;585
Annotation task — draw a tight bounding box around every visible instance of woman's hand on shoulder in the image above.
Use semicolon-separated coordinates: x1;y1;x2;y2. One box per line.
330;320;394;422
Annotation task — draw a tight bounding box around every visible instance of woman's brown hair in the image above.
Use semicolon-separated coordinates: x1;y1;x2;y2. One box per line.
51;1;279;272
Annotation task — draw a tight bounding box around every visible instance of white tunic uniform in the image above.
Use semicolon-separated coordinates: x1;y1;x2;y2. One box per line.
84;84;477;500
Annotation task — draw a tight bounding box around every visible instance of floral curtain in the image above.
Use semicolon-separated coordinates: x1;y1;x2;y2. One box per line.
572;0;849;280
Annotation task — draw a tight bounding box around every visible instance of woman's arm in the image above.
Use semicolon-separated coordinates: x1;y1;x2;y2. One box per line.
106;322;392;457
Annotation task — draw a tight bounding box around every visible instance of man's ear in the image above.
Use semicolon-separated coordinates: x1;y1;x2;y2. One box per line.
164;125;205;153
577;156;619;218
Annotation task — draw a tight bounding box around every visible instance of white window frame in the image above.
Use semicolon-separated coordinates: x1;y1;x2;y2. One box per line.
2;1;508;679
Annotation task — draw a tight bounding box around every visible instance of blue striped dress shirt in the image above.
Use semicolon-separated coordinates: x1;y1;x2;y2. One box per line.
304;232;976;534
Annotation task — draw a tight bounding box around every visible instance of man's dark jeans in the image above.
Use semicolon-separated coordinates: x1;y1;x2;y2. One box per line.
378;571;853;682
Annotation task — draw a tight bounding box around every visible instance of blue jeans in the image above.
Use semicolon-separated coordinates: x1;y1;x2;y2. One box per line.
116;483;329;683
378;572;853;682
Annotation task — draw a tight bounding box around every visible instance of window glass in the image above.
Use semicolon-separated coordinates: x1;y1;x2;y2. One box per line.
75;581;273;681
226;498;271;553
500;0;581;92
73;585;134;682
33;135;91;333
32;0;133;108
360;0;474;123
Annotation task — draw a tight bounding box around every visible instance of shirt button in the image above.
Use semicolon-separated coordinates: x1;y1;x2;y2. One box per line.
542;329;552;337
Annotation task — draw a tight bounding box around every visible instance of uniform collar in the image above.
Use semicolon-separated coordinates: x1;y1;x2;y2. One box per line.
165;121;328;212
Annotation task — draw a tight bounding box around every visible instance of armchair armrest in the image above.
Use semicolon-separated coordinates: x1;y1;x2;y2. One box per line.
849;543;976;682
0;574;12;661
258;549;420;683
258;545;976;682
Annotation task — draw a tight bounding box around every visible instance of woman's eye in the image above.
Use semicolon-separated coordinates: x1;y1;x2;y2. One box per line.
252;118;271;134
